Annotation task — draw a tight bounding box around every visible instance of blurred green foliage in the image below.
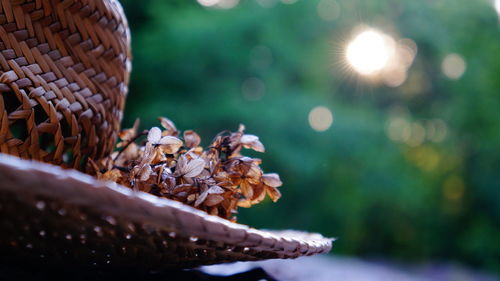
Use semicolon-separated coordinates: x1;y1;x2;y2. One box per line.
119;0;500;272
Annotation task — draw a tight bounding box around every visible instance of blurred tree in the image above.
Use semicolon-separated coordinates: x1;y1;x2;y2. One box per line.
120;0;500;273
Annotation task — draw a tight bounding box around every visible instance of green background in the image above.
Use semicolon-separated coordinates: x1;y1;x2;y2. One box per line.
119;0;500;273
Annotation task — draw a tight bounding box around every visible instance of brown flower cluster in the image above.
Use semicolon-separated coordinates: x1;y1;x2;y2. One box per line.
87;117;282;221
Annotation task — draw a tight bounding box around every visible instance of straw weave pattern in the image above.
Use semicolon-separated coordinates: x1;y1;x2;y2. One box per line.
0;153;333;268
0;0;131;169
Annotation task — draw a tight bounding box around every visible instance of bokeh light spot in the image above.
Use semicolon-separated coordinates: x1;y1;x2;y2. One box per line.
346;29;394;75
495;0;500;16
383;69;407;87
344;28;417;87
217;0;239;9
426;119;448;142
407;122;426;147
308;106;333;132
406;146;440;172
387;117;411;142
197;0;239;9
386;114;447;146
441;53;466;80
197;0;218;7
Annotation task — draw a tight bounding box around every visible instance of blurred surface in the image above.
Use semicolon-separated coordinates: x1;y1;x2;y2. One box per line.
202;256;500;281
118;0;500;275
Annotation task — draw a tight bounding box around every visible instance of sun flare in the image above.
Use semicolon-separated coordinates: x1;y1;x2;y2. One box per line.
345;29;394;75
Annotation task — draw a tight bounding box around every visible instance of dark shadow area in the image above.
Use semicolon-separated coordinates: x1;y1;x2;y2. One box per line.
0;262;278;281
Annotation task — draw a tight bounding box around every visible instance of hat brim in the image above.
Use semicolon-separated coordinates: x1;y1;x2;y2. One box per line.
0;153;333;269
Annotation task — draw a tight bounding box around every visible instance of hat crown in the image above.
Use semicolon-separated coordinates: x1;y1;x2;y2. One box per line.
0;0;131;169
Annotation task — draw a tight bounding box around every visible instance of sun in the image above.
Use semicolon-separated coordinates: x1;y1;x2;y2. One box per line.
345;29;394;76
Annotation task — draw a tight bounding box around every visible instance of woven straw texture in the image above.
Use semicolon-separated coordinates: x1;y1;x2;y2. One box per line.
0;0;131;170
0;153;333;268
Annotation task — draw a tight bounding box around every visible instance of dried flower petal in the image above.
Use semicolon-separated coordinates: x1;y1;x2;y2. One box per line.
187;193;196;203
100;169;122;182
240;181;254;199
158;136;183;154
147;127;162;144
159;117;178;136
208;185;224;194
118;119;140;143
184;130;201;148
139;142;155;166
266;186;282;202
237;200;252;208
175;155;205;178
250;183;266;203
262;173;282;188
209;207;219;216
194;189;209;207
121;142;140;160
240;134;265;152
205;195;224;207
172;184;195;194
139;164;152;181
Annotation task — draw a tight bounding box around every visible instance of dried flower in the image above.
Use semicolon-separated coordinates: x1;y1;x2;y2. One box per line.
174;155;205;178
148;127;183;154
118;119;140;144
87;117;283;221
184;130;201;149
159;117;178;136
240;134;265;152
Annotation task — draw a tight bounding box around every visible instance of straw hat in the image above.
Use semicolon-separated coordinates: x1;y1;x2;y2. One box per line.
0;0;130;169
0;0;332;268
